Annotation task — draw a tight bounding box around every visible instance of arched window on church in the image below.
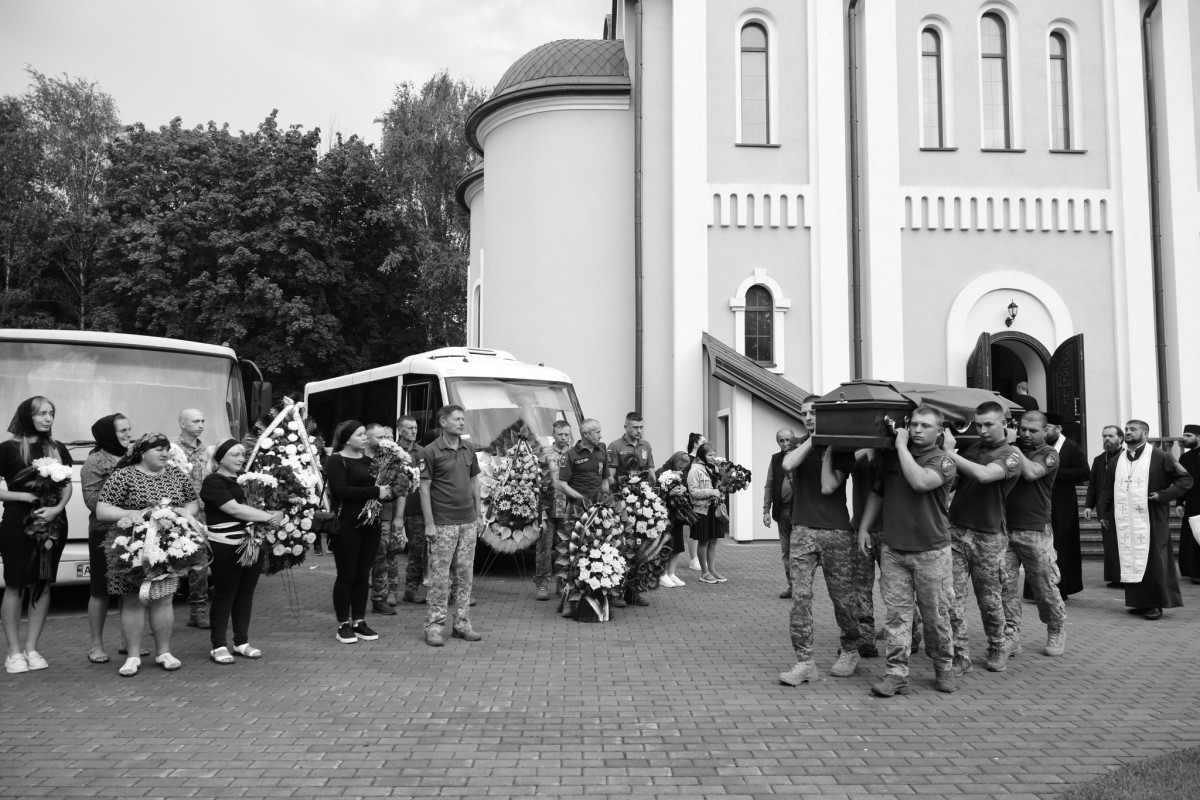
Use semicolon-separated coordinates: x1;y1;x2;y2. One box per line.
981;12;1012;149
1049;31;1072;150
744;285;774;365
921;27;945;148
740;22;769;144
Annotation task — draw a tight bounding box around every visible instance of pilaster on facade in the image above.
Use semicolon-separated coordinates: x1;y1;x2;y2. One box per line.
1101;0;1158;430
671;1;709;447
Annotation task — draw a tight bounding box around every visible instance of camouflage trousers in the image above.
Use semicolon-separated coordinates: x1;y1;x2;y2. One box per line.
950;526;1007;658
1002;527;1066;637
535;516;564;590
425;522;477;630
789;525;869;661
403;515;427;595
370;521;405;602
859;529;923;637
880;544;954;677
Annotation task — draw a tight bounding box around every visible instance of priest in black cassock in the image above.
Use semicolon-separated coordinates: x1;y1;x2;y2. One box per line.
1045;413;1089;597
1084;425;1125;586
1114;420;1193;620
1175;424;1200;582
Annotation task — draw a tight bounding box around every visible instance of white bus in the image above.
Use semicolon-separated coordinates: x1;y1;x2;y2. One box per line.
304;348;585;452
0;329;260;586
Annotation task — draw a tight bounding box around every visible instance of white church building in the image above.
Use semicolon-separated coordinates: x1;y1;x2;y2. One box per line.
457;0;1200;542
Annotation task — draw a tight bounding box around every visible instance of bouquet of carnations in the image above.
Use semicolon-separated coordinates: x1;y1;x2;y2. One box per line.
712;456;753;494
166;443;194;477
11;457;73;586
105;499;209;603
245;403;324;574
555;503;625;622
359;439;418;525
481;438;542;553
656;469;698;526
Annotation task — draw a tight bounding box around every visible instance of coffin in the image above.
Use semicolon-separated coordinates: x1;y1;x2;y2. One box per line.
810;380;1022;449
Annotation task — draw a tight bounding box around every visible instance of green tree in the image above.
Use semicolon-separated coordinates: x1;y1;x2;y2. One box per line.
21;68;122;329
377;71;486;348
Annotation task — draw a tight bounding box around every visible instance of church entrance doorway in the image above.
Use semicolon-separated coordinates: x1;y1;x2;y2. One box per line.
966;331;1087;451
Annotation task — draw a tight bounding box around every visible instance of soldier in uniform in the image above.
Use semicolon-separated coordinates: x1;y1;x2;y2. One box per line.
556;419;609;617
397;416;429;604
1001;411;1067;658
856;406;958;696
608;412;656;607
943;401;1022;674
419;405;483;647
176;408;211;630
367;424;401;616
534;420;572;601
778;400;866;686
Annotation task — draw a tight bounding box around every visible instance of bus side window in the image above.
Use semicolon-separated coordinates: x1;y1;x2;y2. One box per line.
402;375;442;444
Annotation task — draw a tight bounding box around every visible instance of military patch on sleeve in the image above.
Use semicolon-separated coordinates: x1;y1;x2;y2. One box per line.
1004;454;1020;471
1045;453;1058;469
939;456;954;476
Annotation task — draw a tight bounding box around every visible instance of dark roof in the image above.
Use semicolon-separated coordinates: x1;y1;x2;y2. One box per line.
701;333;812;420
466;39;630;154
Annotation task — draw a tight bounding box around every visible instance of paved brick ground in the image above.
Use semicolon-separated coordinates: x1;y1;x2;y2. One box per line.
2;542;1198;800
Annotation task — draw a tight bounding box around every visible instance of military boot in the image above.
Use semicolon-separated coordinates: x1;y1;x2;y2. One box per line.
934;667;957;693
1044;626;1066;657
187;607;210;630
871;673;911;697
452;622;482;642
1005;633;1021;657
778;661;819;686
424;627;444;647
831;649;861;677
985;646;1008;672
952;653;973;676
371;599;397;616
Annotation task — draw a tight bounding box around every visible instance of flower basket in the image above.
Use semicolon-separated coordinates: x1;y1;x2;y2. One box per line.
105;500;209;603
138;575;180;603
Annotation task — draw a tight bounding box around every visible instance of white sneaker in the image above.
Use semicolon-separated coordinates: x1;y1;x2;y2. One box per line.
659;575;675;588
23;650;48;670
687;558;701;571
5;653;28;674
670;575;686;586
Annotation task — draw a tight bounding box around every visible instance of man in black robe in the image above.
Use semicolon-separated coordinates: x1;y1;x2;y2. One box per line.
1044;413;1089;597
1175;424;1200;582
1114;420;1193;619
1084;425;1125;586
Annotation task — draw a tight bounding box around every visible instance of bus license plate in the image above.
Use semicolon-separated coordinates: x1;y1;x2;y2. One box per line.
77;563;90;578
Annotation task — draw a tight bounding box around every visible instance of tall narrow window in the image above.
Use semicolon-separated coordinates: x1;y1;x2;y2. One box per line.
740;23;769;144
981;13;1011;149
921;28;945;147
1049;32;1071;149
744;285;773;365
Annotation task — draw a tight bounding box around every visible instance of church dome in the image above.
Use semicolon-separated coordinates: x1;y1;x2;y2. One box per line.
467;39;630;153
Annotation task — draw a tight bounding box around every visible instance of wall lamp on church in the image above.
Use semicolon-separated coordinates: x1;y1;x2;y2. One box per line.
1005;300;1019;328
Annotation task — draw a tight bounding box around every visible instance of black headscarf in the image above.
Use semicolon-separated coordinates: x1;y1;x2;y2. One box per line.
7;396;52;440
116;432;171;469
90;414;128;457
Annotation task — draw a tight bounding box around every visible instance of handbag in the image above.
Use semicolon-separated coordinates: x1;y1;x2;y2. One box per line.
713;499;729;524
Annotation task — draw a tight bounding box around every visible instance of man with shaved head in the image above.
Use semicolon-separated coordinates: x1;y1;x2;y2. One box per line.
177;408;211;629
1113;420;1193;620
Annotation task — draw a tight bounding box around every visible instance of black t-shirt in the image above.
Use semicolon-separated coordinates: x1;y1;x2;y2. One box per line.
200;473;248;531
790;446;855;530
850;455;883;533
874;446;956;551
1004;443;1059;530
0;438;74;520
559;440;608;503
948;440;1022;534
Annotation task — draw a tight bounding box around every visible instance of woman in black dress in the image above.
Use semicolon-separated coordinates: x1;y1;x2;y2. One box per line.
80;413;133;664
0;396;73;675
96;434;199;677
325;420;394;644
201;439;284;665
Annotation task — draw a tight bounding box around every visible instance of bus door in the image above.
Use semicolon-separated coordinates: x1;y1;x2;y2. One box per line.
401;374;443;445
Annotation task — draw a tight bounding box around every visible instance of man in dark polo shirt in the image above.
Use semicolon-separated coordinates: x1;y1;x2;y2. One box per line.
778;400;865;687
1001;410;1066;659
763;428;796;599
607;412;656;607
857;405;958;696
944;400;1022;674
557;419;609;507
607;412;655;488
419;404;483;647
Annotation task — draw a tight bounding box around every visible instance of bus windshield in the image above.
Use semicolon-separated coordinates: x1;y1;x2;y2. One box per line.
0;341;244;450
444;378;581;452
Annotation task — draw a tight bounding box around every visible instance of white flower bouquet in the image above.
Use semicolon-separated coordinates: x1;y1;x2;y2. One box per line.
482;438;543;553
11;456;74;586
555;503;624;622
104;498;209;603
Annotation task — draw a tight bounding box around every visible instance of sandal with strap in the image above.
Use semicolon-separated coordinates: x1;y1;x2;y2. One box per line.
209;647;234;665
88;647;110;664
155;653;182;671
119;657;140;677
232;643;262;659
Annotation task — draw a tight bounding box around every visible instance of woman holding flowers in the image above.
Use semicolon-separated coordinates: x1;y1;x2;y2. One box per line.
325;420;394;644
655;450;694;588
201;440;284;664
80;413;134;664
0;396;73;675
687;443;727;584
96;434;199;676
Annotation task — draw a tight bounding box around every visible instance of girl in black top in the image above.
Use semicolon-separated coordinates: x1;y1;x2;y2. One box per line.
0;396;73;675
200;439;284;665
326;420;393;644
